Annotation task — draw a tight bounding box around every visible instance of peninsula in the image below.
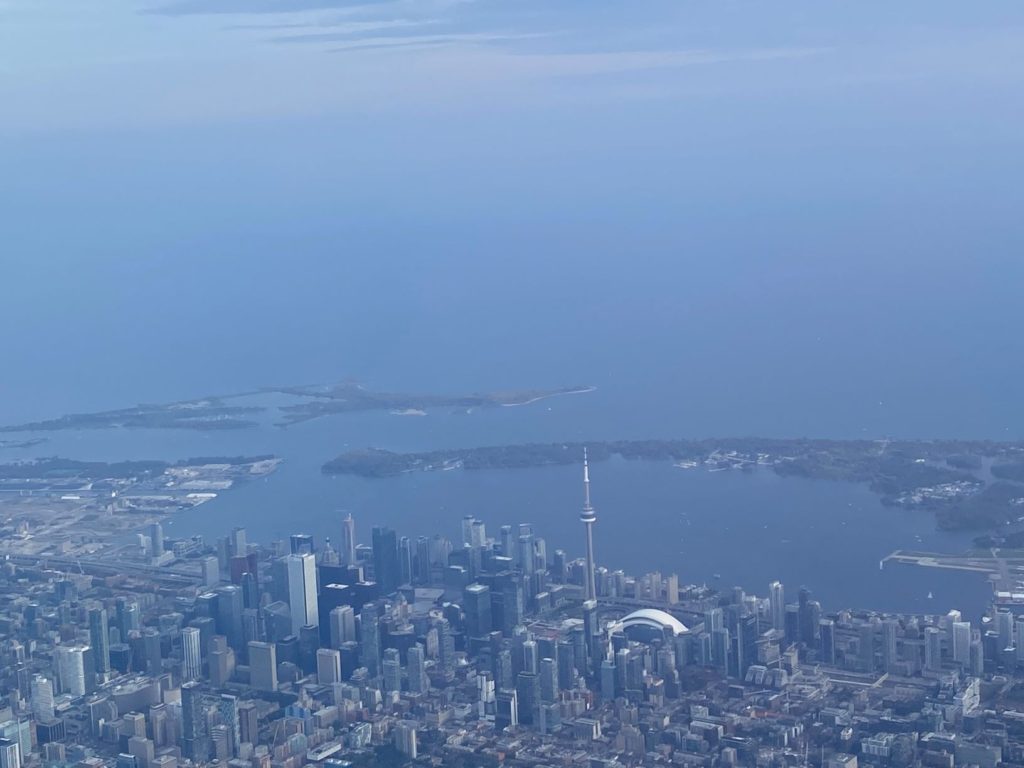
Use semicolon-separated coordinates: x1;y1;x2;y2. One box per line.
271;382;595;425
0;438;46;450
0;382;594;432
0;398;264;432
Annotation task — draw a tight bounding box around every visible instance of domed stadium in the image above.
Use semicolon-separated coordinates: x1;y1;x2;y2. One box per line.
611;608;689;642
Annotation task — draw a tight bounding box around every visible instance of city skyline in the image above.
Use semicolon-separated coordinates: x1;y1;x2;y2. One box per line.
0;489;1003;768
4;1;1024;766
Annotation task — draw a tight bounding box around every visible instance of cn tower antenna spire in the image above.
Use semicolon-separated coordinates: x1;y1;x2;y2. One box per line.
583;447;591;509
580;447;598;602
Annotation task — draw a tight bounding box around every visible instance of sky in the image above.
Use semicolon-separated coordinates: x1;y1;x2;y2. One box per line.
4;1;1024;133
3;2;1024;434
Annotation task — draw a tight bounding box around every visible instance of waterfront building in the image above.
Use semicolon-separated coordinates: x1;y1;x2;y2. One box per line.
882;618;899;671
769;581;785;630
150;523;164;558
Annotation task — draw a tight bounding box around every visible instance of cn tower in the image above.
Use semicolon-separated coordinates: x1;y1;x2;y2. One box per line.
581;448;598;601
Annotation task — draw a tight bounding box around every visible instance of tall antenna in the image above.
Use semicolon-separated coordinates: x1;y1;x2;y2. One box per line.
580;447;598;602
583;447;592;510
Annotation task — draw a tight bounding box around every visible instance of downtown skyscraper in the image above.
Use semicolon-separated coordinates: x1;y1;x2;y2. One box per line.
286;553;319;635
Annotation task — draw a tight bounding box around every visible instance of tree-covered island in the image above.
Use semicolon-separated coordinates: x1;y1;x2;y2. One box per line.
323;438;1024;531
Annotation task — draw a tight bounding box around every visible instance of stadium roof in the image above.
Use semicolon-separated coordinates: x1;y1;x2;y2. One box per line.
614;608;688;636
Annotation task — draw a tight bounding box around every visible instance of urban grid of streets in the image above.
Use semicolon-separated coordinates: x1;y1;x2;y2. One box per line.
0;461;1021;768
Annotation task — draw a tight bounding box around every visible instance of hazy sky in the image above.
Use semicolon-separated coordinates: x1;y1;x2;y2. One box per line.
4;1;1024;133
3;1;1024;434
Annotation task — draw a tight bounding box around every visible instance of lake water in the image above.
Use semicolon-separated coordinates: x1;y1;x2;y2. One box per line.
1;393;991;619
5;26;1023;625
3;132;1021;625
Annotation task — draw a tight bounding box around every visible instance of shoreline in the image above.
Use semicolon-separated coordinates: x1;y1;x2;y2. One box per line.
321;437;1024;533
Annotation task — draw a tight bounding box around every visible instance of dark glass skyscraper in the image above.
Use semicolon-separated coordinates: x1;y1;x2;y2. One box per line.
798;587;820;646
820;618;836;665
372;526;400;595
88;607;110;674
516;671;539;725
735;613;758;679
359;607;381;677
215;585;244;653
414;536;431;584
463;584;492;638
181;682;209;762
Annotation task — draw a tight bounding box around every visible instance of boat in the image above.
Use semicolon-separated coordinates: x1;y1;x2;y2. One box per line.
927;591;934;599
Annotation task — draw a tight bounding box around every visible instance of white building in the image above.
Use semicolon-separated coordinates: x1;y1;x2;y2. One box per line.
55;645;89;697
30;676;54;722
181;627;202;682
286;553;319;635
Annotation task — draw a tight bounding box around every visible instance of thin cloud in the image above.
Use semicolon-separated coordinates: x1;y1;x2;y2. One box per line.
268;18;440;44
147;0;471;15
509;47;831;78
143;0;831;90
222;21;317;31
326;31;547;54
146;0;388;15
420;45;834;81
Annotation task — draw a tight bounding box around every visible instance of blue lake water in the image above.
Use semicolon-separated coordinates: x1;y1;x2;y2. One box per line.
4;19;1024;626
4;125;1022;624
1;395;991;619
